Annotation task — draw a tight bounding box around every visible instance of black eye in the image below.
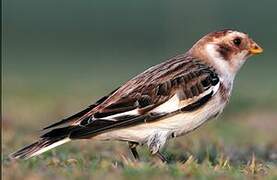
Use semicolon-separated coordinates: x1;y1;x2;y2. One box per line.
233;38;241;46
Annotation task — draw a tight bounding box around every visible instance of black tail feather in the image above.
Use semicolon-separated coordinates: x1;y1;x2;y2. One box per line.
9;137;66;160
10;124;75;160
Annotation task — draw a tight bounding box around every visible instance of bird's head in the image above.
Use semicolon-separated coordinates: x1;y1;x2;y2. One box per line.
189;29;263;79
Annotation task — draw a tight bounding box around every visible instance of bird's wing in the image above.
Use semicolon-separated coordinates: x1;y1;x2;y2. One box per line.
90;55;219;119
42;55;220;139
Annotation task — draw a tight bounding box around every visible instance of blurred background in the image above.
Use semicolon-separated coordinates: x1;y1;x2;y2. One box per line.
3;0;277;179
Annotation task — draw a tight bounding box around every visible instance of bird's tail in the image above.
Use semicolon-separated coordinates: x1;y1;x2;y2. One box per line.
9;137;71;160
9;127;74;160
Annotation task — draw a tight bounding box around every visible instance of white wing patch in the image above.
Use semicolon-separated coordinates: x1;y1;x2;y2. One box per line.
150;94;180;114
212;81;220;95
104;109;139;120
151;82;220;114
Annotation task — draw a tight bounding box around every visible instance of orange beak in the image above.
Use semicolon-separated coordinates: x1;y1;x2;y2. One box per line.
249;40;263;55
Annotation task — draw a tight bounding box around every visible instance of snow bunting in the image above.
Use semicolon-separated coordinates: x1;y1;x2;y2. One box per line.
10;29;263;162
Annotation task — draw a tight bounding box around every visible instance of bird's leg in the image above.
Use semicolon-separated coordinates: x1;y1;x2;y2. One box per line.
155;151;168;163
128;142;140;160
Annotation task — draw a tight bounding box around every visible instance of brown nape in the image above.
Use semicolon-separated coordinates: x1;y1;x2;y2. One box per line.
187;43;207;64
187;34;214;64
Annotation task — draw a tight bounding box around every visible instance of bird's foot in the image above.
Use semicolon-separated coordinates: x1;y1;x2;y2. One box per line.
155;151;168;163
128;142;140;161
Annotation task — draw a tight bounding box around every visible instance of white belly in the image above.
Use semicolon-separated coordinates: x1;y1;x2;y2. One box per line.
95;93;226;144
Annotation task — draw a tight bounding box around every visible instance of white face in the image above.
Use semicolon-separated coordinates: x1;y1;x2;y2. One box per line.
225;31;251;68
205;31;253;80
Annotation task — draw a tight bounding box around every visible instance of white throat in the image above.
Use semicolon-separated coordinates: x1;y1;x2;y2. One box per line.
205;44;234;81
205;44;246;89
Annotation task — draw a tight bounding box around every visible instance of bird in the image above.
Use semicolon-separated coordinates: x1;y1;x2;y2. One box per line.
10;29;263;162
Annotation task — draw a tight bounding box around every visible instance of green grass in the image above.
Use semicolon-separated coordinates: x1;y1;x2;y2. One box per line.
3;145;277;179
3;104;277;179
